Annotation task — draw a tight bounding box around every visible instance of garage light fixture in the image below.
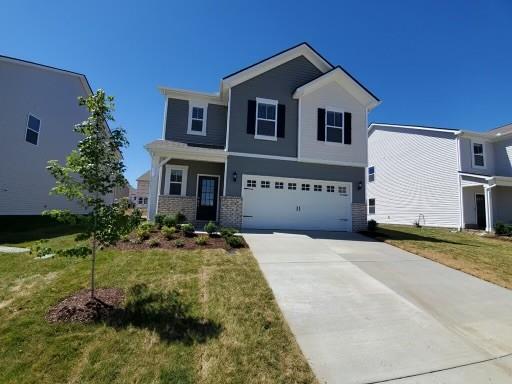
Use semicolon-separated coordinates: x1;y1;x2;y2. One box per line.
232;171;237;182
358;181;363;190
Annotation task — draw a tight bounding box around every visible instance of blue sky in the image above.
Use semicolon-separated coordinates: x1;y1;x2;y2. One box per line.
2;0;511;185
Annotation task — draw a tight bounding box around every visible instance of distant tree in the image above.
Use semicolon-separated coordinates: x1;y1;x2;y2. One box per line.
46;90;137;298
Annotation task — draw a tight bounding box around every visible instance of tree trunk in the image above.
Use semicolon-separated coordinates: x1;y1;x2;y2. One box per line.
91;230;96;298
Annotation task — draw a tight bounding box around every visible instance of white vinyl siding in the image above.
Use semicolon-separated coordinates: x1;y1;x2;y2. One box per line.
368;127;460;228
298;81;367;165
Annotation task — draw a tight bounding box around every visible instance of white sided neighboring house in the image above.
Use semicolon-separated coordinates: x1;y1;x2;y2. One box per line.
0;55;104;215
133;171;149;208
368;123;512;232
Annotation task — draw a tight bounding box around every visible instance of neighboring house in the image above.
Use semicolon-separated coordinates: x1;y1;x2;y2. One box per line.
0;55;98;215
133;171;149;208
145;43;380;231
368;123;512;232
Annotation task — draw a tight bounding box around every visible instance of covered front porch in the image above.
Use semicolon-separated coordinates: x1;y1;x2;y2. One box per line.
460;173;512;232
144;140;241;228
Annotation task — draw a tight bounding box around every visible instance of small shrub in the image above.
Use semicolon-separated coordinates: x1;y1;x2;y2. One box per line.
136;227;151;241
495;222;512;236
154;214;165;228
195;235;209;246
220;227;237;238
225;235;244;248
204;221;217;236
367;219;378;232
175;212;187;224
139;222;155;232
181;223;195;237
161;225;177;240
57;246;91;257
174;239;185;248
163;215;177;228
120;234;130;242
148;238;160;248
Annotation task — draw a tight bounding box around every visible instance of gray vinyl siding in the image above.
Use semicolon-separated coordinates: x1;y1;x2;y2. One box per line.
494;186;512;224
225;155;365;203
228;55;322;157
368;126;460;227
0;60;89;215
493;137;512;176
164;98;227;148
160;159;224;197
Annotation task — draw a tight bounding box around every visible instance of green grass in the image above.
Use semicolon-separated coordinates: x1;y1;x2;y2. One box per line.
0;227;316;384
367;224;512;289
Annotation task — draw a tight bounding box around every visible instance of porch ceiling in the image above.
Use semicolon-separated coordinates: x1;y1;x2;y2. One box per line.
145;140;227;163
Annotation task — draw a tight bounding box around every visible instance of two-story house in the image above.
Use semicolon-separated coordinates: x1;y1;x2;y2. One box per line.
145;43;380;231
0;55;99;215
368;123;512;232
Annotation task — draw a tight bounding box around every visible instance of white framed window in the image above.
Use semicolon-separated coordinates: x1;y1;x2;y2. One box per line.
138;197;143;204
165;165;188;196
246;179;256;188
301;183;310;191
369;198;376;214
472;141;485;168
368;166;375;182
255;97;278;141
187;103;207;136
288;183;297;190
314;185;322;192
25;113;41;145
327;185;335;193
261;180;270;188
325;108;344;144
275;181;284;189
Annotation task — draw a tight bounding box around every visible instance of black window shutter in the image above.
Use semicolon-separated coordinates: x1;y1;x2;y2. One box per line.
317;108;325;141
277;104;286;138
247;100;256;134
344;112;352;144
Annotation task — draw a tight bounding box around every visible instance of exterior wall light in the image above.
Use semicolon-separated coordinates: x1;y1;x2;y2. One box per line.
232;171;237;182
358;181;363;190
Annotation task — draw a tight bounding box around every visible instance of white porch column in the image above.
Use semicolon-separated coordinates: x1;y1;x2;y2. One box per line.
484;186;494;232
147;154;160;221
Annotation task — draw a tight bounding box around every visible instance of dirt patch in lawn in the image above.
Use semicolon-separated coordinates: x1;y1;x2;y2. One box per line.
46;288;124;324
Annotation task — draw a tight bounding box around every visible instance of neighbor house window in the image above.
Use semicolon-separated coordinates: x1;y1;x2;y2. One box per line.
472;142;485;168
143;198;148;204
326;109;343;143
138;197;143;204
26;114;41;145
255;98;277;140
369;198;376;214
187;104;207;135
165;165;188;196
368;166;375;182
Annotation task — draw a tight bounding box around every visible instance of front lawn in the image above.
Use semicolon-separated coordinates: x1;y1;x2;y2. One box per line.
365;224;512;289
0;228;316;383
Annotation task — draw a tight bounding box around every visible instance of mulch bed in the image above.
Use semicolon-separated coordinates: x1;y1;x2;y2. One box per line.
46;288;125;324
115;231;244;251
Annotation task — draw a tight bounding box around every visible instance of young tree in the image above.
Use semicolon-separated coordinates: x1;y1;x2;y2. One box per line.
46;90;135;298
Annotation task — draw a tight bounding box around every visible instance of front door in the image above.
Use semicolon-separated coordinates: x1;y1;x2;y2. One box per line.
196;176;219;221
476;194;486;229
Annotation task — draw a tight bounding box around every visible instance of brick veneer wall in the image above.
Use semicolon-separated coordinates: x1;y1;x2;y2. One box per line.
352;203;367;232
157;195;196;223
219;196;242;229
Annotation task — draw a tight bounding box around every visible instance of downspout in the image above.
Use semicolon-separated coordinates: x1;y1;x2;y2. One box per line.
455;135;464;231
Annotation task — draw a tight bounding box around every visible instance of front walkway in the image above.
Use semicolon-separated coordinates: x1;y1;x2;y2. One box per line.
243;231;512;384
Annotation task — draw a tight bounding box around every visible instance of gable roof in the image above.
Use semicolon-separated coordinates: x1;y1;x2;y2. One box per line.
293;66;380;110
0;54;93;96
220;42;334;98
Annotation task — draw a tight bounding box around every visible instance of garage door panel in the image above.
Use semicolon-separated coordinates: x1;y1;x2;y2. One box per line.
242;175;351;231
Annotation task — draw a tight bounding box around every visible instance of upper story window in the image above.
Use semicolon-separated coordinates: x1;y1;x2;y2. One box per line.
472;142;485;168
325;109;343;143
255;98;277;141
26;114;41;145
187;103;207;136
368;166;375;182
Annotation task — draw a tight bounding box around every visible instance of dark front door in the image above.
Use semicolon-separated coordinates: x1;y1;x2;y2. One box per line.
196;176;219;221
476;194;486;229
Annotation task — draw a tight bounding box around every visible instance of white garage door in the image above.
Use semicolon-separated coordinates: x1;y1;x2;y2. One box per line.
242;175;352;231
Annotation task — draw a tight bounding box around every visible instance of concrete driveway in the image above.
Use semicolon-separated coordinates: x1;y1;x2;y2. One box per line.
242;231;512;384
